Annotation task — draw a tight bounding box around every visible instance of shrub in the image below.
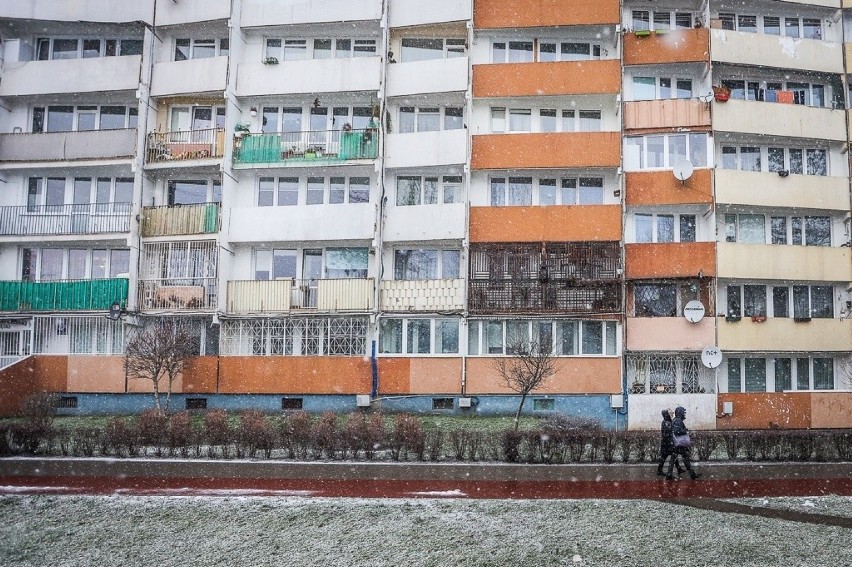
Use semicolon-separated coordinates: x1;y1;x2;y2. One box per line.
0;424;11;456
311;412;339;460
169;412;192;458
280;411;312;460
448;428;469;461
341;413;368;460
831;429;851;461
9;423;43;454
693;431;719;462
721;431;742;460
139;408;169;456
424;427;444;461
104;418;137;458
391;415;425;461
500;428;522;463
237;410;275;459
20;392;58;431
204;409;232;459
72;427;101;457
365;413;386;460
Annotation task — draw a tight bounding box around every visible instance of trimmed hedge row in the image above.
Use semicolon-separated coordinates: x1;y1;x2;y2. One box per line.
1;410;850;463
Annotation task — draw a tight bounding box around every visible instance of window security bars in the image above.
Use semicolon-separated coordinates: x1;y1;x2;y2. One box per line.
220;317;368;356
626;354;714;395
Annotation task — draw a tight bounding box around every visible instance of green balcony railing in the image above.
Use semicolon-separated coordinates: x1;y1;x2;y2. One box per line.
0;278;129;312
233;128;379;166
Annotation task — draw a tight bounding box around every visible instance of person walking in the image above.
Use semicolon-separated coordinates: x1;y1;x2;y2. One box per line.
657;409;684;478
668;406;701;480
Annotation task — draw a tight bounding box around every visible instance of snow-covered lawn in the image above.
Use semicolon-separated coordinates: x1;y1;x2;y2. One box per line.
0;495;849;566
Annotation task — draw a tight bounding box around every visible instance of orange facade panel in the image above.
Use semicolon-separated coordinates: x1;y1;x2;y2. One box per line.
464;357;621;394
623;99;711;131
67;356;125;393
218;357;372;394
379;358;463;395
470;205;622;243
625;242;716;280
181;356;219;394
471;132;621;170
473;60;621;98
623;28;710;66
625;169;713;206
716;393;811;430
474;0;620;28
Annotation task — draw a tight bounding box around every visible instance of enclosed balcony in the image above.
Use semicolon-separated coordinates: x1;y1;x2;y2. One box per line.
0;279;128;312
0;129;137;167
719;317;852;352
623;99;711;131
468;242;621;315
384;129;467;169
138;240;218;311
469;205;621;243
226;278;374;313
240;0;382;28
145;129;225;165
0;55;143;97
140;204;220;237
714;170;850;211
625;243;716;280
472;60;621;98
712;99;847;141
717;243;851;282
623;29;709;66
150;57;228;97
232;129;378;169
0;203;131;237
471;132;621;170
474;0;619;28
236;57;381;98
380;279;465;312
710;29;843;74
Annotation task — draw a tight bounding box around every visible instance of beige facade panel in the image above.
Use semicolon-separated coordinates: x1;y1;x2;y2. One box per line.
0;56;143;97
236;57;381;97
717;243;852;282
715;170;851;211
712;99;847;141
626;317;715;352
710;29;843;74
718;318;852;352
151;57;229;97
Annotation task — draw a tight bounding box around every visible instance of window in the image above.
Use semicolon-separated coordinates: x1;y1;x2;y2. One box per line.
38;104;135;132
492;176;605;206
432;398;454;410
722;77;826;108
725;214;765;244
633;213;695;243
394;250;460;280
792;285;834;319
467;320;618;356
379;318;460;355
533;399;555;411
185;398;207;410
35;36;142;60
325;248;368;278
398;107;463;133
396;176;458;206
537;41;602;62
281;398;303;410
634;283;677;317
27;176;132;210
21;247;129;281
259;175;369;206
633;10;694;31
254;249;297;281
722;145;827;175
267;37;376;60
631;76;693;100
775;358;791;391
732;214;832;246
221;317;367;356
400;38;466;62
174;38;227;61
624;133;708;170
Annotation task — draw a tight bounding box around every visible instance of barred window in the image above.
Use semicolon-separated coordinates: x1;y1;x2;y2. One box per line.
221;317;367;356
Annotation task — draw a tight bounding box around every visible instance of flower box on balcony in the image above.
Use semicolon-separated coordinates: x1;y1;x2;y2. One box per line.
751;315;767;323
712;86;730;102
634;30;652;38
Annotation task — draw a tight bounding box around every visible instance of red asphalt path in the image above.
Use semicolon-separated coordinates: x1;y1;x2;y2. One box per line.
2;475;851;500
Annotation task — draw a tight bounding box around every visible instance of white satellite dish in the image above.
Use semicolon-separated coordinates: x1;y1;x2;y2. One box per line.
683;300;705;323
701;346;723;369
673;159;694;183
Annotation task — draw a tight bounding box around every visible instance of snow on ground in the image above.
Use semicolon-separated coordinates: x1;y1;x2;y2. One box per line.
721;495;852;519
1;495;850;566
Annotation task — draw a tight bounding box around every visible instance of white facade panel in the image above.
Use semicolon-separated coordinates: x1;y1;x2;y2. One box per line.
0;1;154;24
236;57;381;97
154;0;231;26
241;0;382;28
386;57;469;98
0;56;143;97
384;130;468;169
383;203;466;242
389;0;472;28
227;204;375;243
150;57;229;97
627;395;717;431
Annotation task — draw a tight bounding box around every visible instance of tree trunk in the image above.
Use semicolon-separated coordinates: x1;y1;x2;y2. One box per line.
514;393;528;431
152;378;161;412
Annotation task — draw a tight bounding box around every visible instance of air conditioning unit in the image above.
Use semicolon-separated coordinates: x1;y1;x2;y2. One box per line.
356;395;371;407
610;394;624;409
458;397;472;408
722;401;734;415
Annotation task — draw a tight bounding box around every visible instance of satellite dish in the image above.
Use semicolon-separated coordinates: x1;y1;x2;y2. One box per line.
683;300;705;323
701;346;723;369
673;159;694;183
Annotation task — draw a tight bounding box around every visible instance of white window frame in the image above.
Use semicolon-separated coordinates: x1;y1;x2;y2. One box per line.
632;212;697;243
174;38;228;61
466;319;619;357
397;106;464;133
393;249;461;280
630;76;694;101
378;318;461;356
395;175;460;206
720;145;828;176
624;133;710;171
631;10;695;31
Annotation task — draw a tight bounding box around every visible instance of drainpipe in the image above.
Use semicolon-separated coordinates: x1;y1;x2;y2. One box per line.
461;15;474;398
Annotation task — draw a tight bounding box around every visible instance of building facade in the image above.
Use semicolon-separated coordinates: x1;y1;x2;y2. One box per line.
0;0;849;429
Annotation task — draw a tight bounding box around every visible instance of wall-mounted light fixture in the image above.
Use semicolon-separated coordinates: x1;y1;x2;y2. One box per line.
250;107;258;117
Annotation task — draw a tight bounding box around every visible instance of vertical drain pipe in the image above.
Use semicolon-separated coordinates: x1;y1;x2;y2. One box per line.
370;340;379;399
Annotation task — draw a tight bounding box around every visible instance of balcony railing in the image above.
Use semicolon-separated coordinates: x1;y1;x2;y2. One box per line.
0;129;137;164
146;128;225;164
138;279;217;311
140;203;220;237
226;278;374;313
232;128;379;166
0;278;128;312
380;279;465;312
469;281;621;315
0;203;131;236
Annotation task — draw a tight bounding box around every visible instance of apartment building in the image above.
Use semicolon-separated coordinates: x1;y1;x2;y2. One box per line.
0;0;849;429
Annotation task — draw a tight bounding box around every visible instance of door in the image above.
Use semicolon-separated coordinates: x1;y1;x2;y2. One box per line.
71;178;91;233
309;107;328;151
191;106;213;143
300;250;323;307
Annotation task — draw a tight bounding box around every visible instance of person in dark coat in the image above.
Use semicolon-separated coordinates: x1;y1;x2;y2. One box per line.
657;409;684;477
669;406;701;480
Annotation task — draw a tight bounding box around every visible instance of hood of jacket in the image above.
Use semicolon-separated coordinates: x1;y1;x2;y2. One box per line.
675;406;686;419
661;409;672;421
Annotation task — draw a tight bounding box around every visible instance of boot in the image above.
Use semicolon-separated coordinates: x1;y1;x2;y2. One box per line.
664;475;676;481
690;472;702;480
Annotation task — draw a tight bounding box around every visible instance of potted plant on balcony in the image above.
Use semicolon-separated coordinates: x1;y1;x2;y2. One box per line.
712;85;731;102
234;123;251;138
263;56;279;65
634;29;652;38
751;314;767;323
304;146;318;159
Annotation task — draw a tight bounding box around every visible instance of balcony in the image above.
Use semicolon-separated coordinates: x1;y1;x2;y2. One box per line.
625;242;716;280
469;205;621;243
0;279;129;312
712;99;847;141
232;129;378;169
623;99;711;130
710;29;843;74
380;279;465;312
226;279;374;313
384;130;467;169
389;0;471;27
154;0;231;26
623;29;709;66
138;279;217;311
719;317;852;352
150;57;228;97
383;203;466;242
0;204;131;237
146;129;225;166
714;169;850;211
625;170;713;206
471;132;620;170
140;204;220;237
228;203;374;243
0;55;143;97
240;0;382;28
626;317;715;352
474;0;619;28
236;57;381;98
1;2;153;23
0;129;137;167
717;243;852;282
386;57;468;97
473;60;620;98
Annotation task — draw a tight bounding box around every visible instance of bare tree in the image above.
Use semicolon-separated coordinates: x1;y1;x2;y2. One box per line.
493;337;561;430
125;319;196;412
